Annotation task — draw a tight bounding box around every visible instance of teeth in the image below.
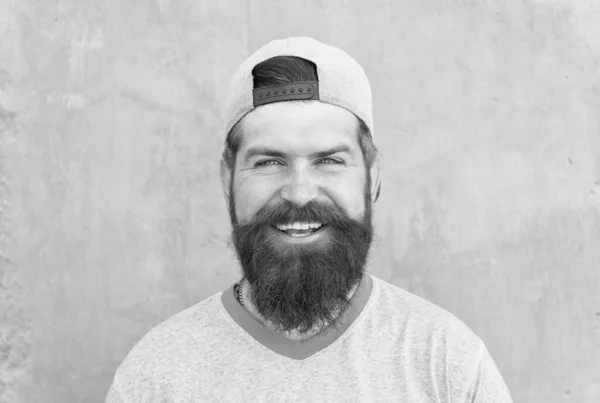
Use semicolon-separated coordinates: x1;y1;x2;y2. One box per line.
276;222;323;231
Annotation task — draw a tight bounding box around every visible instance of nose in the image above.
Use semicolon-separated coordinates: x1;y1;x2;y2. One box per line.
280;167;319;207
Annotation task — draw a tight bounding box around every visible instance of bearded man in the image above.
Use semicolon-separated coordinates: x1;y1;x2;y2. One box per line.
106;37;513;402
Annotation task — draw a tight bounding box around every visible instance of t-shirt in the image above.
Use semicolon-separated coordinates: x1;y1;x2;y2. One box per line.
105;274;513;402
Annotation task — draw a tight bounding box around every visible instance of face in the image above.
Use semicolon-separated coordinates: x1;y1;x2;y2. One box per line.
221;101;379;336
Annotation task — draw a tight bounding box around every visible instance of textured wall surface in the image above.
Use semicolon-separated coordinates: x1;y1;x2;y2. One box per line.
1;0;600;402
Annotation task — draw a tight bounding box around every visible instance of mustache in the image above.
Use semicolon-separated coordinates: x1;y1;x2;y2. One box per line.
240;200;357;230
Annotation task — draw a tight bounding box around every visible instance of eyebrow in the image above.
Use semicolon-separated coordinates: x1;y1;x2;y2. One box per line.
243;145;354;164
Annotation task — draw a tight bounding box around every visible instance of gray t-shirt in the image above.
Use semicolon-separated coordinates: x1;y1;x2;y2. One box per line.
106;274;513;402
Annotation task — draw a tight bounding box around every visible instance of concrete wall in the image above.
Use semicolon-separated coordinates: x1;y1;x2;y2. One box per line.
1;0;599;402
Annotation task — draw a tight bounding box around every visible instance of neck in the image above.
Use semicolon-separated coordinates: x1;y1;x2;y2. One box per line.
239;278;362;341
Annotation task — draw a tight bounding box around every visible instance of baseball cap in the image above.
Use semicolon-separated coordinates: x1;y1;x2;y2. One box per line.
223;37;374;138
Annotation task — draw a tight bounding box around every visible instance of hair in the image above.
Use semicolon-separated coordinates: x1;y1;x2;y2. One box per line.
222;56;380;200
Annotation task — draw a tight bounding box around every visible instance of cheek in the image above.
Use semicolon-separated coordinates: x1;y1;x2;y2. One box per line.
327;179;366;220
233;178;275;223
341;188;365;219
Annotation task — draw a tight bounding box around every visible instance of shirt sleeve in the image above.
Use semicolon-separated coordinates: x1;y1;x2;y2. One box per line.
464;341;514;403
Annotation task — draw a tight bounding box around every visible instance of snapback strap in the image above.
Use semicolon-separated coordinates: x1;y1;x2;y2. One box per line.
253;81;319;107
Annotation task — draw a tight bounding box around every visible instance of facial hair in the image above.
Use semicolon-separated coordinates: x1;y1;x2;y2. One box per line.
228;176;374;337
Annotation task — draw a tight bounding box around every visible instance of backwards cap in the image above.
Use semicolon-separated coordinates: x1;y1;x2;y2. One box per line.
223;37;374;138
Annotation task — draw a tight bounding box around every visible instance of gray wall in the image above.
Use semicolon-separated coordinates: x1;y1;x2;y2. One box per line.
2;0;600;402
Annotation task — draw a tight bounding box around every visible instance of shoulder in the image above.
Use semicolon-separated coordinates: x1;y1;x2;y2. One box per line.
110;291;226;392
370;275;487;396
369;274;482;352
368;275;509;401
126;291;224;357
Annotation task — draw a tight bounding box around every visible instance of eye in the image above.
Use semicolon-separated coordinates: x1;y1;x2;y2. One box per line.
255;159;282;167
319;158;342;164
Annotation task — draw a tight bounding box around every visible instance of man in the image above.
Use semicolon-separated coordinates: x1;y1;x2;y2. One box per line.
106;37;513;402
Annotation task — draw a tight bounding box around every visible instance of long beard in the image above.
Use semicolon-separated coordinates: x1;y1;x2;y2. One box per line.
228;179;374;336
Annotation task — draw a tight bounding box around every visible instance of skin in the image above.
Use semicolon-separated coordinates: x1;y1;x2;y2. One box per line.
220;101;381;339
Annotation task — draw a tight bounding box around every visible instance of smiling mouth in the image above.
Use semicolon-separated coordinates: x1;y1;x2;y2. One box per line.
273;223;327;238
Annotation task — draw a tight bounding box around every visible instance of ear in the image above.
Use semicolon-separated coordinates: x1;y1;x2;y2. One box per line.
369;157;381;203
220;158;232;203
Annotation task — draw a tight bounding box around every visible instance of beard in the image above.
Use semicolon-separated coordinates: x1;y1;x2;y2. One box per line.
228;176;374;337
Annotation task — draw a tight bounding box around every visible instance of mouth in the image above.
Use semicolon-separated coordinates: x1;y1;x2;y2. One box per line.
273;221;326;238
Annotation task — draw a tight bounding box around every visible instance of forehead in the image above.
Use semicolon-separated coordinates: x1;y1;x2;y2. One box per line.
238;101;360;152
